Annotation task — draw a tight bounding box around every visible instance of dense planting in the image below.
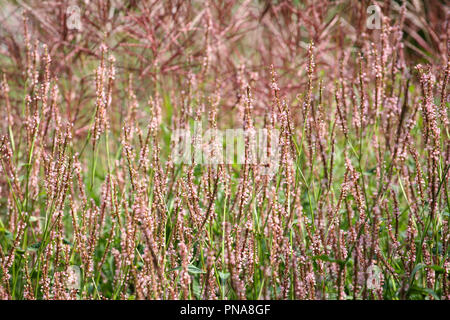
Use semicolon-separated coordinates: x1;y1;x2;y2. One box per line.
0;0;448;300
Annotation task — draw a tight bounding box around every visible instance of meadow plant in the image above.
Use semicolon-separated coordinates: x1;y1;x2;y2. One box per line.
0;0;448;300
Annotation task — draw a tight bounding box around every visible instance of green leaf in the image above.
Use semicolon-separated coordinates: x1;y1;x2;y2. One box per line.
0;230;13;241
218;271;230;280
169;264;206;274
193;278;202;299
410;263;426;280
193;165;202;177
410;263;444;278
408;285;440;300
429;265;445;274
28;241;42;251
187;264;206;274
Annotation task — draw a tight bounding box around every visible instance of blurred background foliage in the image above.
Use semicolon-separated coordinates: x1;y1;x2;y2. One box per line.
0;0;448;131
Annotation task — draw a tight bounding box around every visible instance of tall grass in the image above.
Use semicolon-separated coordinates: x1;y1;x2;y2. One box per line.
0;0;448;300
